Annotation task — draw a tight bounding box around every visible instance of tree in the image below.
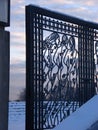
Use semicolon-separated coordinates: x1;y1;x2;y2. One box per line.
18;88;26;101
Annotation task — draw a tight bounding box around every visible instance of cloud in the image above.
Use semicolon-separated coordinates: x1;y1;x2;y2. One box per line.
74;0;98;6
27;0;98;23
11;0;25;6
10;61;25;73
44;0;98;22
11;32;25;45
11;5;25;16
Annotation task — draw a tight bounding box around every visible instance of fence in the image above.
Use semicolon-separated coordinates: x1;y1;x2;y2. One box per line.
26;5;98;130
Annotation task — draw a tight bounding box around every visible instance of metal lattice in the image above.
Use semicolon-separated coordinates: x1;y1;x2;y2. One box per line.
26;5;98;130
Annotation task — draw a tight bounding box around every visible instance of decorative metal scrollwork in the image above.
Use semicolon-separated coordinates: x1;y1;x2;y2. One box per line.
95;41;98;64
94;41;98;94
43;32;79;128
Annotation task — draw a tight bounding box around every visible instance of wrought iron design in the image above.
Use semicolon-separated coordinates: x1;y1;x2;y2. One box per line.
43;32;79;128
43;33;78;100
26;5;98;130
94;40;98;94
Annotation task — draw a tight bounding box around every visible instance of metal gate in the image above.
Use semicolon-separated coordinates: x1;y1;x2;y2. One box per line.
26;5;98;130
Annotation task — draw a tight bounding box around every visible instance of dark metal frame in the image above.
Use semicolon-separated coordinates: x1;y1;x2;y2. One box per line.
26;5;98;130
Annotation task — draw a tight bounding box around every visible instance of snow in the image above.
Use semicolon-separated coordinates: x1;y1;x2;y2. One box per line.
54;95;98;130
8;96;98;130
8;102;25;130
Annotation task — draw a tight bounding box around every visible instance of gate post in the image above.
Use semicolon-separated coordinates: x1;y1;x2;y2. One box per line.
0;0;10;130
0;29;10;130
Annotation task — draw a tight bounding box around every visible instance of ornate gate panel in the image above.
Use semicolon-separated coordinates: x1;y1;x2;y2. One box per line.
26;5;98;130
43;30;79;128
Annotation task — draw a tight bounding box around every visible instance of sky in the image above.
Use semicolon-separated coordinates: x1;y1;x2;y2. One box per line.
8;0;98;100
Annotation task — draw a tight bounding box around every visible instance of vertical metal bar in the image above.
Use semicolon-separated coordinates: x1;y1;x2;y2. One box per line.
90;29;95;98
78;25;81;106
34;13;43;130
34;13;37;130
37;13;43;129
0;30;9;130
78;25;85;106
26;6;34;130
40;14;44;130
33;13;36;129
84;26;87;102
37;14;41;129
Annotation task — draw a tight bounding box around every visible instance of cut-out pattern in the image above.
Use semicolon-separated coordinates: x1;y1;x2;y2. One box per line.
43;32;79;128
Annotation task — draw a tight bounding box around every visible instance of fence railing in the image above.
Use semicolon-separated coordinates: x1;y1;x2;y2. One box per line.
26;5;98;130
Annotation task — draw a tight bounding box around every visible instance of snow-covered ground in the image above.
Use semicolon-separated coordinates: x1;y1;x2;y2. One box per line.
8;95;98;130
8;102;25;130
54;95;98;130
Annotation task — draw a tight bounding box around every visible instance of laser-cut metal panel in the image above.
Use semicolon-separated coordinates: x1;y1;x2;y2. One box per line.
26;5;98;130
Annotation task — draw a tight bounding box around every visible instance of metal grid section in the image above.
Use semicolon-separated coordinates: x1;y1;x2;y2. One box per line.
78;26;95;105
26;5;98;130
